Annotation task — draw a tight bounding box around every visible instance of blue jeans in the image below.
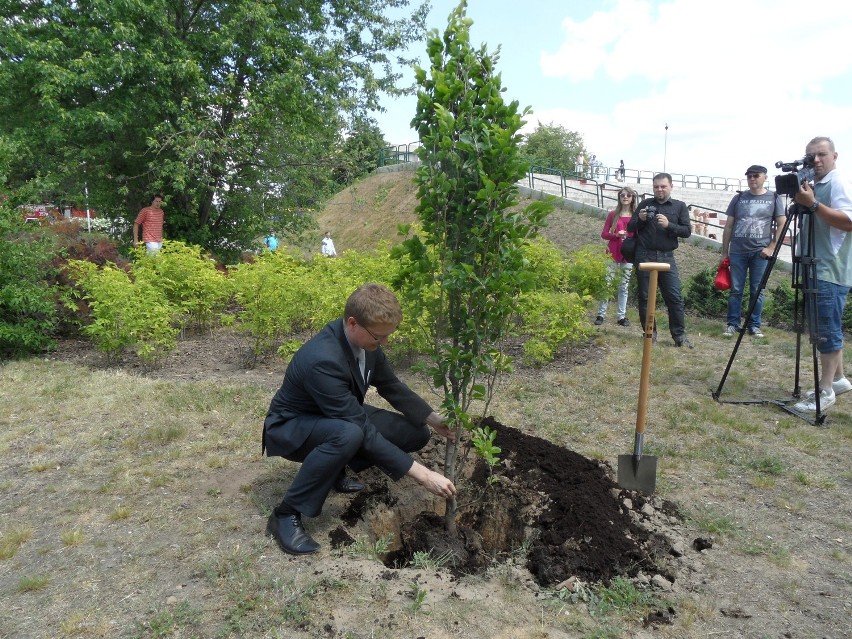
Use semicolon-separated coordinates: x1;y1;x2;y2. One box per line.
726;250;768;330
597;261;632;320
813;279;850;353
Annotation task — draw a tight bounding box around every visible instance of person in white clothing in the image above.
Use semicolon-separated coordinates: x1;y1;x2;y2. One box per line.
321;231;337;257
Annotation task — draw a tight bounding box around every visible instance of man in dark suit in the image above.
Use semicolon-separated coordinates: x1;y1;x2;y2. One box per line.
263;283;457;554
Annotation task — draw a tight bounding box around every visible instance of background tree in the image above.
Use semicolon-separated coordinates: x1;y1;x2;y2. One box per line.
332;120;390;186
521;121;590;175
394;0;551;535
0;0;428;260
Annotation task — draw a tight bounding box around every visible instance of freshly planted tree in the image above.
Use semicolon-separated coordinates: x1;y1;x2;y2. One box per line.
394;1;551;534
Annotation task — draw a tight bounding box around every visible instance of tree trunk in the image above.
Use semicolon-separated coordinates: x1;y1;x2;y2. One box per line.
444;431;458;537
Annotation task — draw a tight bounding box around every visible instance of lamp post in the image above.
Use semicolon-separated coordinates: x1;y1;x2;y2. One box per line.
663;123;668;172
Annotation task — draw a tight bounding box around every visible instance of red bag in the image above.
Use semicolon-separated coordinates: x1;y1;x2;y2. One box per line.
714;258;731;291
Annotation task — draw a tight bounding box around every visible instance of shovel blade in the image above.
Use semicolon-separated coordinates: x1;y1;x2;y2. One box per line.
617;454;658;493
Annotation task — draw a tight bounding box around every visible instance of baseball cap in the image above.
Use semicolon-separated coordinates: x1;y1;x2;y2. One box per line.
745;165;767;175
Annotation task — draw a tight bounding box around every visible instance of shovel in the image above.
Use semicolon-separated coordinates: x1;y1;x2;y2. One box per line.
618;261;671;493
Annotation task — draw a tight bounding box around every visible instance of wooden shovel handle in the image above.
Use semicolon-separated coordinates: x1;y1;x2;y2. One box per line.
635;262;671;437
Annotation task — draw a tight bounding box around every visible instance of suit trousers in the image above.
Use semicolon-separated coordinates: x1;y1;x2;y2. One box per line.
279;406;430;517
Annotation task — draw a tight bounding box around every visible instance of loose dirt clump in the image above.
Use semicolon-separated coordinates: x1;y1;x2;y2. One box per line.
332;416;687;590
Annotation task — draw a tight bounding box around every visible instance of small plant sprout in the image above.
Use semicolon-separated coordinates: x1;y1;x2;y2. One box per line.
471;426;502;482
407;580;429;614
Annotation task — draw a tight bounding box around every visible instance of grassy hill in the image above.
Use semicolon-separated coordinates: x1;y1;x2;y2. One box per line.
314;168;787;290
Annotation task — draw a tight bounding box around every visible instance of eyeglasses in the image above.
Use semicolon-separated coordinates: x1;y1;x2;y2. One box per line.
619;193;633;198
359;322;392;342
746;173;763;178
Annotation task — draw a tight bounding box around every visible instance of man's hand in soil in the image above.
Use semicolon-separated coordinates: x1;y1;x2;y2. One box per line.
426;411;456;442
407;461;456;499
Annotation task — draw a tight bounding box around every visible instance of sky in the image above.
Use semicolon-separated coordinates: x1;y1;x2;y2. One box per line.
373;0;852;181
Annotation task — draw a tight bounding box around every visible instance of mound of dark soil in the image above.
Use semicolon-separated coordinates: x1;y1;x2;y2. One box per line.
337;417;683;588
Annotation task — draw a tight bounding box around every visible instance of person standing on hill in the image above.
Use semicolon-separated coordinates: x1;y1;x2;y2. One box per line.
133;194;165;254
720;165;786;338
627;173;693;348
594;187;637;327
321;231;337;257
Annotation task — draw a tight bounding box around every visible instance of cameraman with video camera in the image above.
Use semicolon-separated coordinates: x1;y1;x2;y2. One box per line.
627;173;694;348
792;137;852;412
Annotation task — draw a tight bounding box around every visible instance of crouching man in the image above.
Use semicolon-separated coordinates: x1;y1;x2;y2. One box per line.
262;283;456;554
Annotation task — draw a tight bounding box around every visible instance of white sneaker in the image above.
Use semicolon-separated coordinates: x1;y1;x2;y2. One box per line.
832;377;852;396
794;388;836;412
723;325;737;337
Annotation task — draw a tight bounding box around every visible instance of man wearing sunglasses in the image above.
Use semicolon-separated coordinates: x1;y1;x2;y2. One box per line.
262;283;456;554
720;165;786;339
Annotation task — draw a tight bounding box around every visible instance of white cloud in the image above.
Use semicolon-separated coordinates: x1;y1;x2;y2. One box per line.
375;0;852;179
532;0;852;177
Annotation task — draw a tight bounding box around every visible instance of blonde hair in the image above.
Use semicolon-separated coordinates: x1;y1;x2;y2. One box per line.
344;283;402;326
610;187;638;234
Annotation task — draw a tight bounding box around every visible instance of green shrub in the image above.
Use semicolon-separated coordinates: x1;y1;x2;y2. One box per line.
522;237;570;291
229;246;426;362
561;244;613;300
0;208;59;357
229;250;367;359
762;279;794;330
684;266;730;319
228;251;309;358
517;290;591;366
67;260;178;366
133;241;232;331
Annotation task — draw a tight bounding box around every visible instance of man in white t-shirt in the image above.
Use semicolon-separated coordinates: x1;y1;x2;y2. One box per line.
321;231;337;257
792;137;852;411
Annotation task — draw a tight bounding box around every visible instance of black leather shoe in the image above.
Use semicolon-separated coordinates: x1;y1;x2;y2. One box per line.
333;474;365;493
266;513;320;555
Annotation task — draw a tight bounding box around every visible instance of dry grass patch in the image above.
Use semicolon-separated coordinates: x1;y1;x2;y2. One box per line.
3;241;852;639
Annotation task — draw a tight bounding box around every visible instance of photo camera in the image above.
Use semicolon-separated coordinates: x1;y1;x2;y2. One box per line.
774;153;816;197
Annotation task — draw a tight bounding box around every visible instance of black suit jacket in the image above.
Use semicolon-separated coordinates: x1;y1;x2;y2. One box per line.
263;318;433;475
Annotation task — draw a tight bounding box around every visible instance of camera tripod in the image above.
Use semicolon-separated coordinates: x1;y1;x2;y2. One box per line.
712;200;828;426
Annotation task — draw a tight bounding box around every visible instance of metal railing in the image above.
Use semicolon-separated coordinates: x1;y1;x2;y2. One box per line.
383;143;752;191
378;142;421;166
378;144;754;240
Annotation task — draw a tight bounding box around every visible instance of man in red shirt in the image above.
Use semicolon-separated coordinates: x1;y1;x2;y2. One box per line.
133;195;165;253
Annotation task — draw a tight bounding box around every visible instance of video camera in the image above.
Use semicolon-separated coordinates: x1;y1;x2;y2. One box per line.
774;153;816;196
